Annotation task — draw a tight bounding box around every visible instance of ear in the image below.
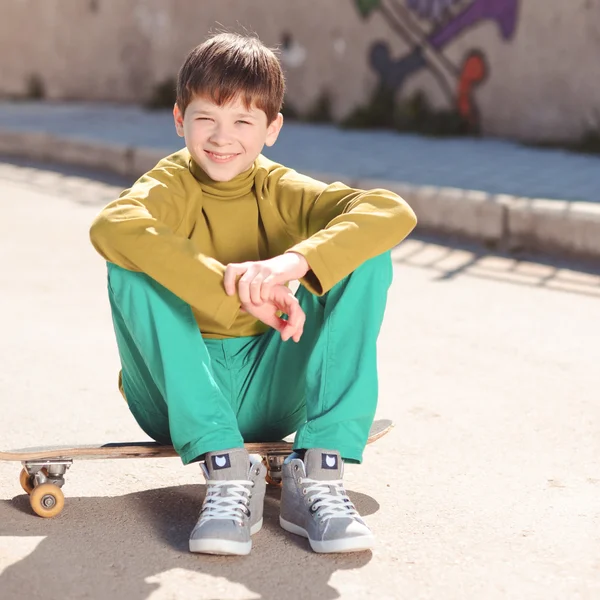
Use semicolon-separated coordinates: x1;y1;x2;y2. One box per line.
264;113;284;147
173;103;185;138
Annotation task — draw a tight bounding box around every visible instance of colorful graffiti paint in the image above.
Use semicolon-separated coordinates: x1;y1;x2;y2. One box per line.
355;0;520;126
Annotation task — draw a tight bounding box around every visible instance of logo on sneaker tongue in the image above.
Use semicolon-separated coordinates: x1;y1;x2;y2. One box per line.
322;453;338;470
211;454;231;470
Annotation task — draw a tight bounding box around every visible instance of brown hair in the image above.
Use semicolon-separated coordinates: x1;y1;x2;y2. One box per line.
176;32;285;124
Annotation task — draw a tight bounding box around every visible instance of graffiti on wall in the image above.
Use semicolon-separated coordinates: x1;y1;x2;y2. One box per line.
355;0;520;127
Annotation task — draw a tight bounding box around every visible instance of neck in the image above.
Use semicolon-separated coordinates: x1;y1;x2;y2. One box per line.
189;157;257;198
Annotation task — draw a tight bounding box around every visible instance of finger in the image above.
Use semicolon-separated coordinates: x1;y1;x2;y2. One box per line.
285;301;305;342
281;323;297;342
292;311;306;342
260;276;276;303
238;267;259;305
278;296;304;342
224;264;246;296
262;273;278;289
280;317;303;342
249;273;266;305
259;312;286;333
270;286;297;327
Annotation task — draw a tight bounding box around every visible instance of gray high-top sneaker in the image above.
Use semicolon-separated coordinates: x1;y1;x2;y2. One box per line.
189;448;266;555
279;449;375;553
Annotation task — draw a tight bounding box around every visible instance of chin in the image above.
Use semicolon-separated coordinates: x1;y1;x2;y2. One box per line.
193;159;229;182
192;149;255;182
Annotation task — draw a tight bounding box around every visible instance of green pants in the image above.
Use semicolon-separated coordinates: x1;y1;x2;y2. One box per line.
106;252;392;465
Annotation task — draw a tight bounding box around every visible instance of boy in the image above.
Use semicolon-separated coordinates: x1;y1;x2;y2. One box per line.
90;32;417;556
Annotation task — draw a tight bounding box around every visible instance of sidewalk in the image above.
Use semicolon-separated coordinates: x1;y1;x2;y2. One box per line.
1;101;599;260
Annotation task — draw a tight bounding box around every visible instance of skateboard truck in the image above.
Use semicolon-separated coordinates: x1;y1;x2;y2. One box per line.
264;454;286;486
20;460;72;518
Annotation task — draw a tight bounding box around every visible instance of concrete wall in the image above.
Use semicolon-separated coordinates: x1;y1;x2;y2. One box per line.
1;0;599;142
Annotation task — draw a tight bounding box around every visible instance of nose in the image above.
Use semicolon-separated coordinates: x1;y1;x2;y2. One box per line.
208;124;233;147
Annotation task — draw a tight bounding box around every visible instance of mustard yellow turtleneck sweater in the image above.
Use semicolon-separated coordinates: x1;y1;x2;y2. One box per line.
90;149;417;339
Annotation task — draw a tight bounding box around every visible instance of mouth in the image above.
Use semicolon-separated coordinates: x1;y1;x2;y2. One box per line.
204;150;240;164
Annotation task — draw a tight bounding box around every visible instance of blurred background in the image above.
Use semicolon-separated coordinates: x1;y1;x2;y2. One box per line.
2;0;600;142
1;0;600;245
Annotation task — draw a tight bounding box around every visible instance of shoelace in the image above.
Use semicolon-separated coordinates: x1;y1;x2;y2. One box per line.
199;479;253;526
301;478;360;522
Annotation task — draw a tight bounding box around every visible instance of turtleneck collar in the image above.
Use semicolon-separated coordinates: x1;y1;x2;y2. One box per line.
189;157;256;199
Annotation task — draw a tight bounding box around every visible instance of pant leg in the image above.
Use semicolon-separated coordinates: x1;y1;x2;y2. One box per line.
107;263;244;464
238;251;393;463
231;324;316;443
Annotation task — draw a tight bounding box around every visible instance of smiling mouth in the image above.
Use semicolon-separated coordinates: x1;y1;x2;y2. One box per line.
205;150;240;163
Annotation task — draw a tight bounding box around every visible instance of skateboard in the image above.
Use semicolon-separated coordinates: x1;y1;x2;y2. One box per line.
0;419;393;518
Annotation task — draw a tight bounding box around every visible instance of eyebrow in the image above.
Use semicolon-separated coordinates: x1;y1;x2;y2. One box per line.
190;109;257;119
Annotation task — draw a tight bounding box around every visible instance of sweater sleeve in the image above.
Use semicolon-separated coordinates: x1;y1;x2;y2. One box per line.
89;166;241;330
269;169;417;295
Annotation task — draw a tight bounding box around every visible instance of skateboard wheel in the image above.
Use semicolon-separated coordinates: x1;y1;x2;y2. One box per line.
20;469;34;495
265;472;282;487
29;483;65;518
19;467;50;495
261;457;281;487
263;454;285;487
262;456;281;487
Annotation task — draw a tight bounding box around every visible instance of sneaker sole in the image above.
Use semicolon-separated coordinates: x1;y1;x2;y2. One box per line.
189;518;263;556
189;538;251;555
279;517;375;553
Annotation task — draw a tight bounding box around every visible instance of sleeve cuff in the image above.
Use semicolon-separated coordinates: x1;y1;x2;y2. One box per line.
285;244;334;296
214;294;241;330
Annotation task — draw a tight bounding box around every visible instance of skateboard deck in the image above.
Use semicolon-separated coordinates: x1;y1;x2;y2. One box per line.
1;419;393;518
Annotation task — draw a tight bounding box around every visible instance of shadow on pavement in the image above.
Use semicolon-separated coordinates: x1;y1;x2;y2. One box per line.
0;484;378;600
394;233;600;299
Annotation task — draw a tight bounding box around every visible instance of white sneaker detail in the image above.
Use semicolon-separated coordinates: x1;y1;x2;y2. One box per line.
301;478;360;521
198;479;253;526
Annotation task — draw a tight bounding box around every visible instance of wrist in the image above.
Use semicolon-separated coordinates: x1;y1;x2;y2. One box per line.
287;252;310;278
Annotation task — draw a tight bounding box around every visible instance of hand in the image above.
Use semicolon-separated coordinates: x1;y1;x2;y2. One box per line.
224;253;309;306
240;284;306;342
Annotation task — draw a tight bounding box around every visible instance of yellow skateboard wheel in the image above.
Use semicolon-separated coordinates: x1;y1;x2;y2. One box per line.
19;469;34;495
30;483;65;518
262;457;283;487
265;472;282;487
20;468;49;495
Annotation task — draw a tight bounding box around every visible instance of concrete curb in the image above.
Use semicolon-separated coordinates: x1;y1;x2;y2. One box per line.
2;129;600;261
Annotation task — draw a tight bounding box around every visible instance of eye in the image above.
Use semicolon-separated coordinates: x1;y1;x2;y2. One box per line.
236;120;251;125
195;117;212;122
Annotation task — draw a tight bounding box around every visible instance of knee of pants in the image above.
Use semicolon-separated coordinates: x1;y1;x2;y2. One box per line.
107;262;149;293
350;251;393;286
107;263;188;312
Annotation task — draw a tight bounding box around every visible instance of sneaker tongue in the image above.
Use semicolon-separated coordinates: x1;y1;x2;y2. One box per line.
204;448;250;481
304;449;343;481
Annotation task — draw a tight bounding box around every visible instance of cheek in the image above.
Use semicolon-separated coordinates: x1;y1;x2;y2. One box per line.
243;129;266;150
184;122;207;141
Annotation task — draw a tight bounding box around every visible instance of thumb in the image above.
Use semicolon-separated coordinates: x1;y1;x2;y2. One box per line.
224;263;248;296
257;312;287;333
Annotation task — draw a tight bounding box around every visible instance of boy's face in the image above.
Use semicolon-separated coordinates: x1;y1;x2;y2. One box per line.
174;95;283;182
